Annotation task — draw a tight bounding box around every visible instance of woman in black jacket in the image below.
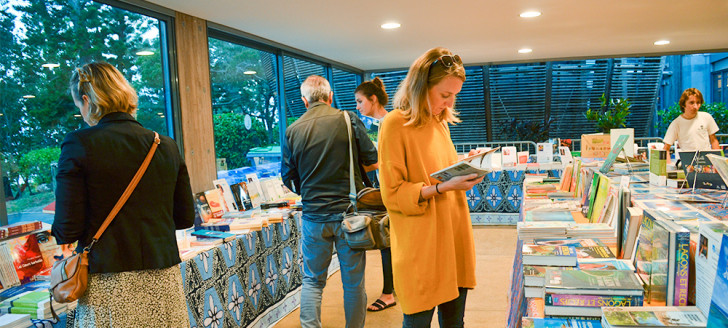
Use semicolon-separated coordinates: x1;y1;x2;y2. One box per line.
52;61;195;327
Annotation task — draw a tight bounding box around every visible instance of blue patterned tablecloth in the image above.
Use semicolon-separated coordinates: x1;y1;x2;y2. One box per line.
64;214;305;328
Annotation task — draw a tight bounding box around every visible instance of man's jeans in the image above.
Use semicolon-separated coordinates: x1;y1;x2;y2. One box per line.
300;215;366;328
402;288;469;328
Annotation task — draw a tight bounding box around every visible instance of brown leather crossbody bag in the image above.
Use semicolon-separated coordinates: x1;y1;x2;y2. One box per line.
49;132;161;316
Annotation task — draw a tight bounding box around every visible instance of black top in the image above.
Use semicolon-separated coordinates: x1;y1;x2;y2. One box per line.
51;112;195;274
281;102;378;216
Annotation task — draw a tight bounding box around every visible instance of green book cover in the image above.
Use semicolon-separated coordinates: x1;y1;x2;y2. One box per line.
8;291;47;308
599;134;630;174
650;149;667;176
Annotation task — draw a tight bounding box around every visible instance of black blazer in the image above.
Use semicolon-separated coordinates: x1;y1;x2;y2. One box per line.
51;112;195;274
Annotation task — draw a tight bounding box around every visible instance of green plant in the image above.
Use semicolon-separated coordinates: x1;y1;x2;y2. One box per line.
499;118;553;143
585;94;632;133
655;102;727;137
17;147;61;194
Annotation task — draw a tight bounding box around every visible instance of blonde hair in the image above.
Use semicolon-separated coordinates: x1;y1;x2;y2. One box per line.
69;62;138;125
393;47;465;127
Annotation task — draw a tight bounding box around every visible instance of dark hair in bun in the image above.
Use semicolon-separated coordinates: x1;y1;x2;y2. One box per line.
355;77;388;107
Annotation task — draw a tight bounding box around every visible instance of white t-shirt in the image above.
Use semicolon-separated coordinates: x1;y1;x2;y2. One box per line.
663;111;719;151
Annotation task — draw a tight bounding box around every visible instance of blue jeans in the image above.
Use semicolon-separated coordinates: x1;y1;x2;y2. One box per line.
402;288;468;328
300;214;366;328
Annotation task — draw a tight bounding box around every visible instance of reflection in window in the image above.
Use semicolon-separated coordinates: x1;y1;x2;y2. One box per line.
208;38;281;181
0;1;171;225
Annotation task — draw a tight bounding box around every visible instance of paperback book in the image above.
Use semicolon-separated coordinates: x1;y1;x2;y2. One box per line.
544;269;644;296
430;147;500;182
522;245;578;267
601;306;707;328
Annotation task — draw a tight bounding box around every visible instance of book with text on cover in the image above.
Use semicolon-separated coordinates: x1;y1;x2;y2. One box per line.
545;269;644;296
601;306;707;328
522;244;578;267
430;147;500;182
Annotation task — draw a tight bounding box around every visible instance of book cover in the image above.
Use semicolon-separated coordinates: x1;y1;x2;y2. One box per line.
669;221;690;306
602;306;707;327
589;174;611;223
204;189;225;218
245;173;264;208
4;234;47;284
430;147;499;182
502;146;517;167
212;178;238;211
191;229;236;241
545;269;643;294
581;133;611;158
193;192;213;223
707;234;728;327
0;221;43;239
576;246;616;260
545;293;642;307
649;149;667;186
231;182;253;211
536;143;553;163
696;222;728;317
7;290;47;308
578;259;634;271
526;297;545;318
649;215;671;306
525;211;575;222
534;238;604;248
609;128;635;158
599;134;631;174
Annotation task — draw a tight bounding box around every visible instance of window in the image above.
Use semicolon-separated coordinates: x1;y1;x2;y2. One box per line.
283;55;325;120
331;68;361;111
0;0;174;225
208;38;281;180
714;71;726;103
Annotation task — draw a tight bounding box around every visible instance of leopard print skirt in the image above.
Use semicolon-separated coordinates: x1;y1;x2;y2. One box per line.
72;265;189;328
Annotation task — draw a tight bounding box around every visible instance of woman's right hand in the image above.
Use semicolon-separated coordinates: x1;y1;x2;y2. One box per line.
441;173;484;192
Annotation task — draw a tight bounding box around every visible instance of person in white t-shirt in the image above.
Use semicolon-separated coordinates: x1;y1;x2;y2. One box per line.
663;88;720;162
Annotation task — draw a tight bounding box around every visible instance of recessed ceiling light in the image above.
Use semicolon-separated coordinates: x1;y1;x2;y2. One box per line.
520;11;541;18
135;50;155;56
243;70;257;75
381;22;401;30
518;48;533;54
654;40;670;46
74;114;82;117
41;63;60;69
157;112;164;115
22;95;35;99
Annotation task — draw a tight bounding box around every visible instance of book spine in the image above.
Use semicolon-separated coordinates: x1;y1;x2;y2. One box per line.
673;230;690;306
201;224;230;232
544;293;643;307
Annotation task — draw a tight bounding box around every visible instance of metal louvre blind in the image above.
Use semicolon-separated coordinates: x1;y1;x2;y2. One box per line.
370;69;409;111
450;66;486;143
489;63;547;141
283;56;325;119
332;68;360;110
549;60;609;139
608;57;663;137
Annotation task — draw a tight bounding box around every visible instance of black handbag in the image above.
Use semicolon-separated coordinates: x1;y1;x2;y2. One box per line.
339;111;390;250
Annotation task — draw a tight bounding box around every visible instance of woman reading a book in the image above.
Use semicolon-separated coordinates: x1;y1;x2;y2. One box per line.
52;62;195;327
378;47;484;327
354;78;397;312
663;88;720;162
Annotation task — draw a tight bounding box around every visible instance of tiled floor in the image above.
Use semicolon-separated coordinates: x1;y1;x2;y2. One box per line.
274;226;519;328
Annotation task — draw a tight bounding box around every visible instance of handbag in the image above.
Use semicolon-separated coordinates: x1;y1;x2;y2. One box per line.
49;132;161;316
339;111;390;250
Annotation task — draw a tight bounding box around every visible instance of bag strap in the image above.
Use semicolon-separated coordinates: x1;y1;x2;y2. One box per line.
342;111;358;213
84;132;161;252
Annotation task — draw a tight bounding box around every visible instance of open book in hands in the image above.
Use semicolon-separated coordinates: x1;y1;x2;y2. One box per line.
430;147;501;182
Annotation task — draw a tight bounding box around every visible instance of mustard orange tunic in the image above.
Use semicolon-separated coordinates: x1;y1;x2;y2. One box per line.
378;109;477;314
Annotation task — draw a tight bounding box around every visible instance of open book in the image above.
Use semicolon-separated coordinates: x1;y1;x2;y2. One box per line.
430;147;500;182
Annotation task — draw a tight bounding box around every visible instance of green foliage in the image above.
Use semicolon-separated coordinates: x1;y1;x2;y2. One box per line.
18;147;61;190
5;190;55;214
655;102;728;137
499;118;553;143
585;94;632;133
213;113;276;170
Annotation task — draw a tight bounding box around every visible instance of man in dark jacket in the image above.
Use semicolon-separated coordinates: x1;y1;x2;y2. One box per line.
281;75;377;328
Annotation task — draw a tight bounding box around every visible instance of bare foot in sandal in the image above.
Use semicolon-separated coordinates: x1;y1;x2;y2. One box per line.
367;293;396;312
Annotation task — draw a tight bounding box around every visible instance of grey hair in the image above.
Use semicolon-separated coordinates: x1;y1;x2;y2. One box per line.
300;75;331;104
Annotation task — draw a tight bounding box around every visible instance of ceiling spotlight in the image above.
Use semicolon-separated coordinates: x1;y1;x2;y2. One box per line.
520;11;541;18
41;63;60;69
381;22;401;30
654;40;670;46
22;95;35;99
243;70;257;75
518;48;533;54
135;50;155;56
157;112;164;115
74;114;82;117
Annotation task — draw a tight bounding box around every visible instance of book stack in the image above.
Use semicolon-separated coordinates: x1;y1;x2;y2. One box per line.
544;269;644;317
525;211;576;222
0;221;43;240
0;313;32;328
518;222;571;242
524;265;576;298
0;290;66;319
522;316;602;328
567;224;616;245
601;306;707;328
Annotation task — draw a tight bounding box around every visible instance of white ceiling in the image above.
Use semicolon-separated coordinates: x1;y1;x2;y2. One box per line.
145;0;728;71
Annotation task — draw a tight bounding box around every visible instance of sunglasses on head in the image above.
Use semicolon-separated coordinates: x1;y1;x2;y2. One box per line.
432;55;462;69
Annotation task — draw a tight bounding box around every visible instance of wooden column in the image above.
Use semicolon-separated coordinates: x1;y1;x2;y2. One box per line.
175;13;216;193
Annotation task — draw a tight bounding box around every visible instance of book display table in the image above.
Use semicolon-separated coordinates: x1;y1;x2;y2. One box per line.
63;212;318;328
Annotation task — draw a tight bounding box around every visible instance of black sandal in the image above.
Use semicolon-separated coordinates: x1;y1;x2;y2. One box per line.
367;299;396;312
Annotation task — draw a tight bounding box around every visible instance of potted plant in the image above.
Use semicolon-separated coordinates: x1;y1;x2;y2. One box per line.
585;94;632;133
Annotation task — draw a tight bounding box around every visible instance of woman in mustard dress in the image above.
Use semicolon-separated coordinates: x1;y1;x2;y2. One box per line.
378;47;484;328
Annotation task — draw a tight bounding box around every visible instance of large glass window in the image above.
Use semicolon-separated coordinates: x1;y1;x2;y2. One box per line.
283;55;325;120
1;1;173;225
208;38;281;180
331;68;361;111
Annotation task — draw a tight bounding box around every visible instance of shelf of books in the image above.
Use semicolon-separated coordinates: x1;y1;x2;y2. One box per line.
509;147;728;328
0;174;318;328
